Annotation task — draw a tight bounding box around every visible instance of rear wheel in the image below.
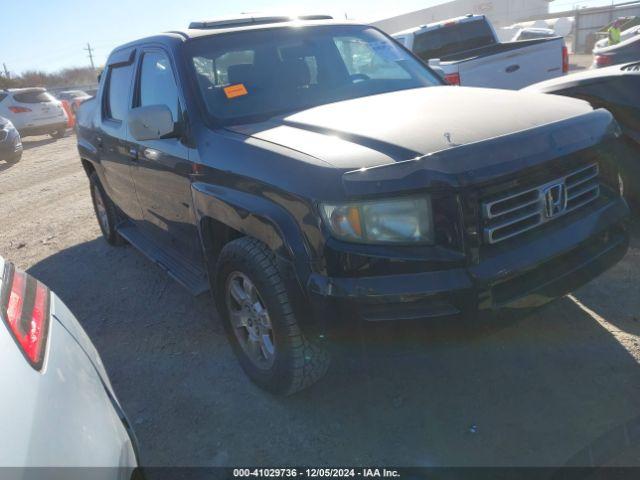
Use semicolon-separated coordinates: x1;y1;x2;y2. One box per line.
5;151;21;163
89;172;126;246
216;237;330;395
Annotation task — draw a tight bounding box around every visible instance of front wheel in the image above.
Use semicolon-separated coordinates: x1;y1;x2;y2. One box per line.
89;172;126;246
216;237;330;395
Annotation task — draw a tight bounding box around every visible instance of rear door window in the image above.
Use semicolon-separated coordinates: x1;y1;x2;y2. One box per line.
104;64;133;121
13;90;56;103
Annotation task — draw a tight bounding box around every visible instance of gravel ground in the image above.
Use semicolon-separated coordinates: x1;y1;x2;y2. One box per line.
1;134;640;469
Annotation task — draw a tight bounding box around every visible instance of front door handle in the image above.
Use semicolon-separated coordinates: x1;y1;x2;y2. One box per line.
142;148;159;161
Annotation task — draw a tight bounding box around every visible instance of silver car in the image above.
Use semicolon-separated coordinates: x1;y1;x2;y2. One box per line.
0;116;22;163
0;256;140;476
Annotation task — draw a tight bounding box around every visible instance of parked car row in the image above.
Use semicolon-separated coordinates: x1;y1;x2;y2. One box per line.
0;88;95;165
74;14;633;397
0;88;67;139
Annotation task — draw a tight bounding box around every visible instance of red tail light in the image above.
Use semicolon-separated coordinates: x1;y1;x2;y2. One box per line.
1;263;50;370
595;55;613;68
444;73;461;85
562;46;569;74
8;106;32;114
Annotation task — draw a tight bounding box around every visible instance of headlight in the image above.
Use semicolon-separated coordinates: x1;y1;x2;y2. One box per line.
320;196;433;245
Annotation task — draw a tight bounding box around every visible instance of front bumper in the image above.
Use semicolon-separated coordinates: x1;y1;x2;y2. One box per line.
307;196;630;326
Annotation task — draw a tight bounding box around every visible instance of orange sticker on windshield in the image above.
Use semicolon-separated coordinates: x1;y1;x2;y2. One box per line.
224;84;248;99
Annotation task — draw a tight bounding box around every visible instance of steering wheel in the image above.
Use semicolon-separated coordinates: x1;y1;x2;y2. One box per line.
350;73;370;84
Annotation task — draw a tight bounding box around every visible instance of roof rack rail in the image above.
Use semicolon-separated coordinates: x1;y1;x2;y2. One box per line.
189;14;333;30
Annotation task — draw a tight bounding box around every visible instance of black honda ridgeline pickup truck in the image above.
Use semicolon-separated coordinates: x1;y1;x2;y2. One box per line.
76;16;631;394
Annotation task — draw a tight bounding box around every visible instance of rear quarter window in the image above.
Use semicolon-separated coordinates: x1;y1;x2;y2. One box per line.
13;90;56;103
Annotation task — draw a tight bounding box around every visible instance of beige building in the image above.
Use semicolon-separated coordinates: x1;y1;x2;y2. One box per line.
372;0;556;34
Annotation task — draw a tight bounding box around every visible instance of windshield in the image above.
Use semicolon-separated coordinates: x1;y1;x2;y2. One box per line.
413;20;496;60
186;25;441;125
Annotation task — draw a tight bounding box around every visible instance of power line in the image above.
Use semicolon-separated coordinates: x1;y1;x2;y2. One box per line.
84;43;95;70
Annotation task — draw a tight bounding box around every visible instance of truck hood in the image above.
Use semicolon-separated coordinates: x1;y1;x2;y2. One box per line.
227;86;594;169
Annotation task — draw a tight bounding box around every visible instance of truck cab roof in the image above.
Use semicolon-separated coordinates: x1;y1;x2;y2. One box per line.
393;13;482;37
188;13;333;30
108;15;360;55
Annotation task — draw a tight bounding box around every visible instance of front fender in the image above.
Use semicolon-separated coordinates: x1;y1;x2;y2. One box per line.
191;181;314;275
192;182;329;334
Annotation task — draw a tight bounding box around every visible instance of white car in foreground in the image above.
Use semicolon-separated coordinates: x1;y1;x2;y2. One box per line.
0;88;68;138
0;256;141;477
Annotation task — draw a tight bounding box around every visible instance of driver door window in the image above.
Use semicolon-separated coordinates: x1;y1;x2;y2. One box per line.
138;51;179;120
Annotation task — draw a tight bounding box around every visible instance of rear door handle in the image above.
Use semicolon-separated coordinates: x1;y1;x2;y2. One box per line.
506;64;521;73
128;147;139;161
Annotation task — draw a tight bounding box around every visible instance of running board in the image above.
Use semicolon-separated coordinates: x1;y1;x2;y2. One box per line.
117;221;209;296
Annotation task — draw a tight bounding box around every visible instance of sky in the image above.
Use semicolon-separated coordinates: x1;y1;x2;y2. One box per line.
0;0;630;74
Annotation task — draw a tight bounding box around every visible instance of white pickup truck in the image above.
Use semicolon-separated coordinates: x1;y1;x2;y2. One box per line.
393;14;568;90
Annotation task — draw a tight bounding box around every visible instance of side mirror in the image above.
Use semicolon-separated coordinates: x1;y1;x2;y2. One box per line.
128;105;175;141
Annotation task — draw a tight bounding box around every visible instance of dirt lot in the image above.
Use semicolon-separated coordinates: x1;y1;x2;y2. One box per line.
1;134;640;469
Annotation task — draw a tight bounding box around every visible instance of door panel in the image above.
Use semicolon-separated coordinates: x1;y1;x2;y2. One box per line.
458;40;564;90
98;60;144;222
130;49;201;262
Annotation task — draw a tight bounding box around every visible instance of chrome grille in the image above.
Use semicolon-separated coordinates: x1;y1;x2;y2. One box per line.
482;163;600;245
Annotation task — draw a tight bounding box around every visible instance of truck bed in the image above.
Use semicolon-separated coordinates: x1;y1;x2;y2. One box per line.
440;37;561;63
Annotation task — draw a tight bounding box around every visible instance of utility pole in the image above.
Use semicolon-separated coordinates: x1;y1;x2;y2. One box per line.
84;43;96;70
2;63;9;79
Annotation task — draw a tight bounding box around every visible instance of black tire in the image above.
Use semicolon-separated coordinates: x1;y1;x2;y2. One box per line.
89;172;126;246
215;237;330;395
51;129;66;139
6;151;22;163
620;170;639;215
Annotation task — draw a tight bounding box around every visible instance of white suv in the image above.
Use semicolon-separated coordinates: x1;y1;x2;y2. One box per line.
0;88;68;138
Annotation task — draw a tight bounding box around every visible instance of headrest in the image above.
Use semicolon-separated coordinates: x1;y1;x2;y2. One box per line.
281;58;310;87
228;64;258;86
